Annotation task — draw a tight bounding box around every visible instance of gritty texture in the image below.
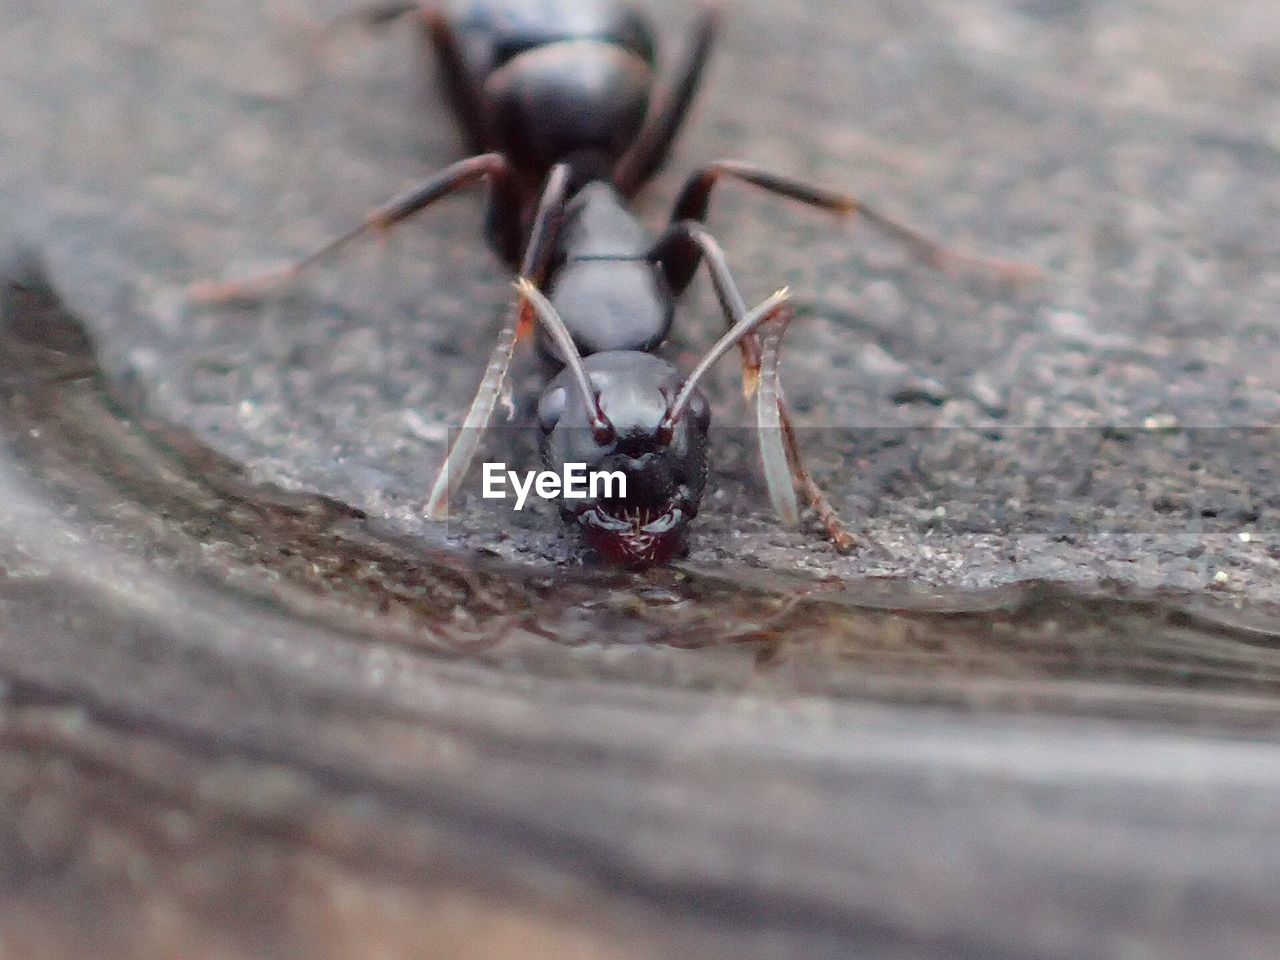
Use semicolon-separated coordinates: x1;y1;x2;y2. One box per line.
6;0;1280;593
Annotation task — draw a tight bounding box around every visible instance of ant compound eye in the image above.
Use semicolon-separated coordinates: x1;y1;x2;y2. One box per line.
537;386;566;433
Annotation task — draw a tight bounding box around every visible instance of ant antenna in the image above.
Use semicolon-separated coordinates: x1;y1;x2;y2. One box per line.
660;288;791;438
514;279;616;444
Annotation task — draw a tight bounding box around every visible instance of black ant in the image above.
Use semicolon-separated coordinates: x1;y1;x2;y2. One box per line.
191;0;1034;566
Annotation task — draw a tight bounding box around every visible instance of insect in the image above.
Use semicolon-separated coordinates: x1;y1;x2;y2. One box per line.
192;0;1032;565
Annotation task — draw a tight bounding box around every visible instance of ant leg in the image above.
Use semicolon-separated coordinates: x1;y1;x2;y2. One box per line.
515;163;573;287
763;321;858;552
651;220;758;393
612;3;722;196
419;5;490;152
326;4;489;150
665;160;1042;291
649;222;856;550
424;164;573;519
189;153;519;304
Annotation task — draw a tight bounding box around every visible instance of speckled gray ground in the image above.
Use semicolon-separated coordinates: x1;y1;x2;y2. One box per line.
7;0;1280;596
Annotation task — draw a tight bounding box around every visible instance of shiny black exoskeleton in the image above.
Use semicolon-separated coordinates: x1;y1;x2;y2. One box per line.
194;0;1026;563
430;0;735;562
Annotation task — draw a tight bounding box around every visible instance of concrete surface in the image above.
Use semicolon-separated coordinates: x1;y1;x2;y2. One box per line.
6;0;1280;592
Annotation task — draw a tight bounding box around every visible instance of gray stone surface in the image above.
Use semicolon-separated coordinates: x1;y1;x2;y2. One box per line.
7;0;1280;593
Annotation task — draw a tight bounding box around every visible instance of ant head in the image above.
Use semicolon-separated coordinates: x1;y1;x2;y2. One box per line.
537;351;709;567
518;282;790;567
